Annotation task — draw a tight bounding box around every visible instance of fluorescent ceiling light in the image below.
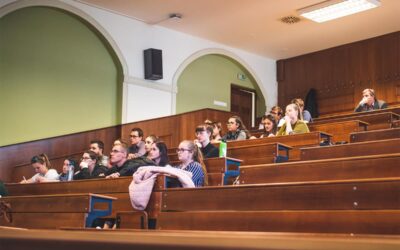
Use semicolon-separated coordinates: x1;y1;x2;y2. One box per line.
298;0;381;23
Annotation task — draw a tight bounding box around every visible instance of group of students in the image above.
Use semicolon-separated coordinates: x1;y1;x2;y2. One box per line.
19;88;388;188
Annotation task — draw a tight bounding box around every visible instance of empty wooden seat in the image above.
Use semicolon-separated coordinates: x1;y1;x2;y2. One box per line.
0;193;116;229
300;138;400;161
311;112;400;131
239;153;400;184
309;120;368;143
350;127;400;143
393;120;400;128
157;210;400;234
160;178;400;211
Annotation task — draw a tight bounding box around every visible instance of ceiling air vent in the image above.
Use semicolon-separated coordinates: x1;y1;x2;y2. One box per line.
280;16;301;24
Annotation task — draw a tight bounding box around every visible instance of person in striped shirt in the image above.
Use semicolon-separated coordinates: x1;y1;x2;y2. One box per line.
175;140;208;187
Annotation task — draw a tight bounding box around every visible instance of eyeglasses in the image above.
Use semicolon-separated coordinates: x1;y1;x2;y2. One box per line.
130;135;139;138
111;149;122;154
227;121;236;125
176;148;191;153
81;157;91;161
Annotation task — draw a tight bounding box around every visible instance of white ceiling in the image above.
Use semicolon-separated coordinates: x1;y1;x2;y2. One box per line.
77;0;400;60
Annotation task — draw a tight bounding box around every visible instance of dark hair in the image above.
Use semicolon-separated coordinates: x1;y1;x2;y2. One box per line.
83;150;98;163
90;140;104;150
195;124;213;140
261;114;277;135
131;127;144;137
229;115;251;139
155;142;169;167
66;158;78;169
31;153;51;168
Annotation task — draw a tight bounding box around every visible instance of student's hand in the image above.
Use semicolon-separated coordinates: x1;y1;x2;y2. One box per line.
20;179;28;184
106;173;120;179
284;115;291;123
80;162;88;169
359;97;367;105
36;176;46;183
127;153;138;160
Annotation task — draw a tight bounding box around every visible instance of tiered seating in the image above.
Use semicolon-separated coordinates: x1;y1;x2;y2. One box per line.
350;127;400;143
309;120;368;143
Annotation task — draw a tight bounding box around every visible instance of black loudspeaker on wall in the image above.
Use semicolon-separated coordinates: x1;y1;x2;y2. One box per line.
144;48;163;80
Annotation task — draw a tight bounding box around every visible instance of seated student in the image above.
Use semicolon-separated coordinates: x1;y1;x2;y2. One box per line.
270;106;285;128
205;119;222;143
221;115;250;141
174;140;207;187
128;127;146;159
20;154;59;183
291;98;313;123
74;151;108;180
355;88;388;112
59;158;77;181
89;140;109;168
258;114;277;138
277;103;310;136
147;141;169;166
144;135;159;158
195;124;219;158
105;142;154;179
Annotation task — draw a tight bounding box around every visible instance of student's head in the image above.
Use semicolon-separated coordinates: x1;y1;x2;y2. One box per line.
90;140;104;156
195;124;213;144
270;106;283;121
113;138;127;147
148;142;169;166
130;128;144;145
177;140;208;185
110;142;128;166
211;122;222;138
177;140;198;163
144;135;159;153
31;154;51;175
227;115;246;132
362;88;376;105
81;150;98;168
291;98;305;112
285;103;301;122
62;158;77;174
261;114;277;134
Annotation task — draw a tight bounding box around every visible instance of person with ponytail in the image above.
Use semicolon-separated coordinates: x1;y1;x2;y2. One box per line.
175;140;207;187
20;153;59;183
277;103;310;136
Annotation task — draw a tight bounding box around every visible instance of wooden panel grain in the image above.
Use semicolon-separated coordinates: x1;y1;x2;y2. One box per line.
157;210;400;234
278;31;400;117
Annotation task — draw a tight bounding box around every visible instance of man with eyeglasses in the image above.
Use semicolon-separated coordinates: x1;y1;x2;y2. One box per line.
128;127;146;160
105;142;154;178
195;124;219;158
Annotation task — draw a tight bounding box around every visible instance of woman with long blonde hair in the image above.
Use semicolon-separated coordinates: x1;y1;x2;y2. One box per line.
175;140;207;186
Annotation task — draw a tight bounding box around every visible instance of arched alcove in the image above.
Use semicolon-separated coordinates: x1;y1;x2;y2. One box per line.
0;5;124;146
174;49;267;126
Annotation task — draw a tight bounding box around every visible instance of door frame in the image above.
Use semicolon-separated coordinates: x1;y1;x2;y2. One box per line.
230;84;257;128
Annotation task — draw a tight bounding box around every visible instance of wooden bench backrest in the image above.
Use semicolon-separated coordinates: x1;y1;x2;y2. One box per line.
301;138;400;161
350;127;400;143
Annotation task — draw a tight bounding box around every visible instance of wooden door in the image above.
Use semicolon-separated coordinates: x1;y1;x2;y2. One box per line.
230;85;255;128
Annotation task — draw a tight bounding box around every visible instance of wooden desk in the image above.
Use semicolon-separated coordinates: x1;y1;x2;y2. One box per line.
309;120;368;143
350;128;400;143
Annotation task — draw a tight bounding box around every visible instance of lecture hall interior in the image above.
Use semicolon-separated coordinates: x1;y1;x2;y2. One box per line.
1;0;400;249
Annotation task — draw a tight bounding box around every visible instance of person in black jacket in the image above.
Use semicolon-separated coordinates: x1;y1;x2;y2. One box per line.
74;151;107;180
105;142;154;178
195;124;219;158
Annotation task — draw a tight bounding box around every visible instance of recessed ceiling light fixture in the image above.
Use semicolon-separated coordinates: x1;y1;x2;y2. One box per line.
298;0;381;23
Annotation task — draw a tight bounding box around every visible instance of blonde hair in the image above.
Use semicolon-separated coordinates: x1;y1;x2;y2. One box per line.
182;140;208;186
287;103;303;121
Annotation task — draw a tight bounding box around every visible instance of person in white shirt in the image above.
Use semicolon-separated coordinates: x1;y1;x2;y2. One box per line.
20;153;59;183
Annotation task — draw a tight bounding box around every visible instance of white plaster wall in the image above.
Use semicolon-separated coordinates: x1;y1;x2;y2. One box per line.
1;0;277;123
